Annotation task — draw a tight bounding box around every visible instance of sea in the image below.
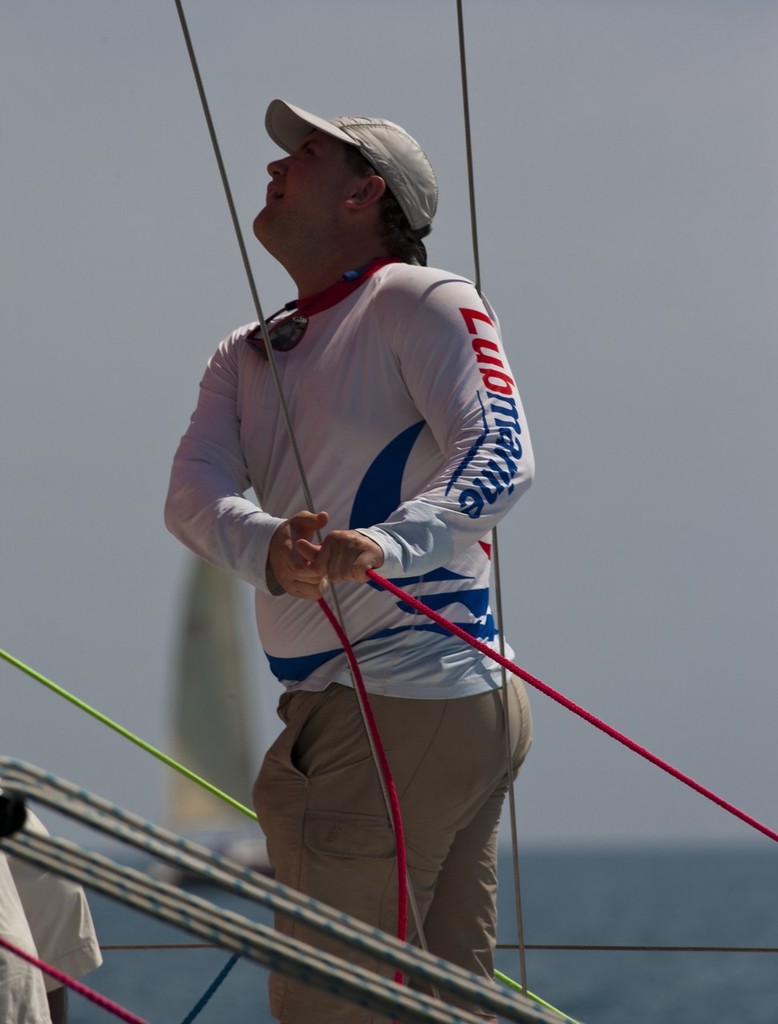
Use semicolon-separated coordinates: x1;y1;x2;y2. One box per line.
69;845;777;1024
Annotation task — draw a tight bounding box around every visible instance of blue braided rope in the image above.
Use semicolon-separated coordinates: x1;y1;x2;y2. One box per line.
179;953;240;1024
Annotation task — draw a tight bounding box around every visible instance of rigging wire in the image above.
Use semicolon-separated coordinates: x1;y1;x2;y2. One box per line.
455;0;529;996
456;0;483;297
173;0;313;516
172;0;425;974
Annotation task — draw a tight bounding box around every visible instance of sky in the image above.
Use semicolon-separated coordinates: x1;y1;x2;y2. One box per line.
1;0;777;853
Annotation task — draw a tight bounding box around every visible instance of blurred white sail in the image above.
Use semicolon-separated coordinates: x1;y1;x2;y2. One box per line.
168;555;255;832
162;557;269;879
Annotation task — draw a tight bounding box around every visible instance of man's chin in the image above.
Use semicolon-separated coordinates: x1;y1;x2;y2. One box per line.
251;209;267;242
252;213;280;256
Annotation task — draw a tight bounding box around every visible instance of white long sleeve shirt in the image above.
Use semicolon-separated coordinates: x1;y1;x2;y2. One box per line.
165;262;534;697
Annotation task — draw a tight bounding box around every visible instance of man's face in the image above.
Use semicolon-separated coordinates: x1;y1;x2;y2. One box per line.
253;130;364;251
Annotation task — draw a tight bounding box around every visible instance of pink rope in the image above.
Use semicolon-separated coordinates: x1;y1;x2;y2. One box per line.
367;570;778;846
0;935;149;1024
317;598;408;986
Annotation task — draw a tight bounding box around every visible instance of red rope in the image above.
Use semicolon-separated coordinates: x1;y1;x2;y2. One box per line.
366;570;778;846
317;598;408;986
0;935;150;1024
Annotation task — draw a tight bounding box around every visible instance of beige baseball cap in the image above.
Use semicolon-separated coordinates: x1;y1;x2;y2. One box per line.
265;98;439;231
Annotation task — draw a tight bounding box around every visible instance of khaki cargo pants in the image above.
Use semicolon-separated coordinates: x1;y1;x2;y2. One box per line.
253;677;532;1024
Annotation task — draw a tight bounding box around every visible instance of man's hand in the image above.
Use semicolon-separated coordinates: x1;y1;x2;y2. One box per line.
296;527;384;584
267;510;330;599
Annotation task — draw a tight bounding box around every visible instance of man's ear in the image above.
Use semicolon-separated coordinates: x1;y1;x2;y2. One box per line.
344;174;386;212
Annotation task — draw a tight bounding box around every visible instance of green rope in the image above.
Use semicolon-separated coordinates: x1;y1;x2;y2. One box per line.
495;970;582;1024
0;648;256;823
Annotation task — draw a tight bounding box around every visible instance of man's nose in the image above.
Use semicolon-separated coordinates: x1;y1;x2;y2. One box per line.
267;155;289;176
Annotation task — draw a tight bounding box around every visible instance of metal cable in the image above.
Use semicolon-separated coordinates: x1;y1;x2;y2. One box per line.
455;0;483;296
492;532;530;996
172;0;428;955
455;0;530;995
173;0;314;516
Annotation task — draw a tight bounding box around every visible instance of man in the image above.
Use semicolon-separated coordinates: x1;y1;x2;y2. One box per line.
165;98;534;1023
0;808;102;1024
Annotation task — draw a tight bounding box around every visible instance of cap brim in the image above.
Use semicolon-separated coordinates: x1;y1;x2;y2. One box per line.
265;99;361;154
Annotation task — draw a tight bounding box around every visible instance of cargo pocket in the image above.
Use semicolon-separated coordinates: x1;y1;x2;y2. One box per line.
304;809;396;860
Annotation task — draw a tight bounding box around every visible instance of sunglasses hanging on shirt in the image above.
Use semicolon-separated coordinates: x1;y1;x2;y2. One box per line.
244;256;401;362
246;307;308;359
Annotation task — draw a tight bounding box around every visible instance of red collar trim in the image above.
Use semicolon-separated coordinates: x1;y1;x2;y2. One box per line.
297;258;400;317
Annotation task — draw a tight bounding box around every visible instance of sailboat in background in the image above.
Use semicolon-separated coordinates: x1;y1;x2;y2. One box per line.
159;555;271;883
